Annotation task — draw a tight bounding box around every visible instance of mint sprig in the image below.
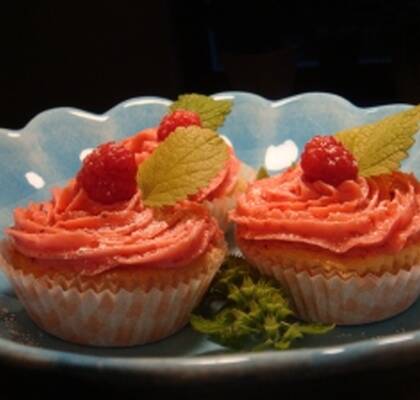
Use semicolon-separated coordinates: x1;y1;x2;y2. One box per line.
336;104;420;177
256;166;269;180
170;93;232;131
191;256;334;351
137;126;228;207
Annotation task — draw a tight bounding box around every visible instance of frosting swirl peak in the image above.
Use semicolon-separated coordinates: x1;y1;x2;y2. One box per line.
7;179;222;275
230;166;420;253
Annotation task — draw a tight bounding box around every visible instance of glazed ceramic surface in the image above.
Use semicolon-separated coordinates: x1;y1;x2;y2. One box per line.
0;92;419;383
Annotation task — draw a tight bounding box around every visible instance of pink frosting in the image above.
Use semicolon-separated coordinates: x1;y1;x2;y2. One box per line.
230;166;420;253
121;128;241;201
7;180;222;275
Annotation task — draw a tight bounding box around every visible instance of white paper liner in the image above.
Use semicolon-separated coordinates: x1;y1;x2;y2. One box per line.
205;196;237;232
2;260;220;347
206;162;256;231
253;261;420;325
237;161;257;183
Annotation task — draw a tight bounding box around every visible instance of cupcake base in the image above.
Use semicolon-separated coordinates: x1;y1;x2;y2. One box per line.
1;242;226;347
264;265;420;325
238;238;420;325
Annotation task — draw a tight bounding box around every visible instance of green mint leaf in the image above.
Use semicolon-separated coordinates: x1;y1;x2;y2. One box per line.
137;126;228;207
256;166;269;180
170;93;233;130
190;314;227;335
296;323;335;335
336;105;420;177
190;256;334;351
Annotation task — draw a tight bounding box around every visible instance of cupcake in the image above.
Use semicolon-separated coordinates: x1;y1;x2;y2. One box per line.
0;128;228;346
231;132;420;325
121;94;255;230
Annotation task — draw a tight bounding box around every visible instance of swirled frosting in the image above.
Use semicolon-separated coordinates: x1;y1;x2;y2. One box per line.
230;166;420;253
7;179;222;275
121;128;241;201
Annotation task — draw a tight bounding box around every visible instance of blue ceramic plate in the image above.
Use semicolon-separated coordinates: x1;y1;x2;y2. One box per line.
1;92;420;383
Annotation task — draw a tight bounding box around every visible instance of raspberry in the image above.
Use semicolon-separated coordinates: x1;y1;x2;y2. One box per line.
77;142;137;204
301;135;358;186
157;109;201;141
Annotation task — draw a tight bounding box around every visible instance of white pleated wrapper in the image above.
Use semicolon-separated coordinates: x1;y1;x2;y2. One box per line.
254;261;420;325
205;162;256;231
2;258;220;347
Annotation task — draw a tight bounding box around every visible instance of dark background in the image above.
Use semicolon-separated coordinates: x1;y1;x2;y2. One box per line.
2;1;420;398
0;1;420;129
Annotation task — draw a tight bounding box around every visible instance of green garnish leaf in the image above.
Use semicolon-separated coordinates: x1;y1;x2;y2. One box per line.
336;105;420;177
256;166;269;180
137;126;229;207
170;93;233;131
191;256;334;351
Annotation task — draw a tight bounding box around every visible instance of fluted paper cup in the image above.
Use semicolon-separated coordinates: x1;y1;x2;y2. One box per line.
268;265;420;325
0;243;225;347
239;240;420;325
